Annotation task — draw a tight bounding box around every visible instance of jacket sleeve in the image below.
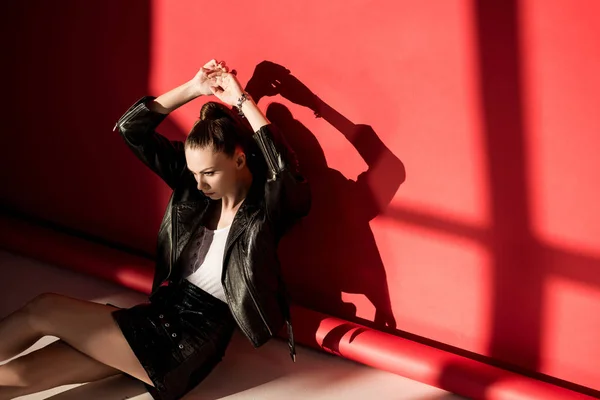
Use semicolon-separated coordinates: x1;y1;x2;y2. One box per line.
253;124;311;232
113;96;187;190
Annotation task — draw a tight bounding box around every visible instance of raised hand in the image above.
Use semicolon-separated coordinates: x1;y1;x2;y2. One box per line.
142;59;238;115
209;72;245;107
191;59;231;96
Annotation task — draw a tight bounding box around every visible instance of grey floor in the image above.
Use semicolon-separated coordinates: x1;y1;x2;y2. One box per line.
0;250;464;399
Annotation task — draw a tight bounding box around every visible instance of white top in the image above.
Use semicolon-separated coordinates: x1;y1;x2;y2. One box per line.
183;225;231;303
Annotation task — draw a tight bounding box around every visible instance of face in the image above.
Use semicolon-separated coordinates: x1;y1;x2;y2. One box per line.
185;146;246;199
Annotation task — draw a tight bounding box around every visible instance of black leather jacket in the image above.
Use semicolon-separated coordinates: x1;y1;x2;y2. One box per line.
114;97;311;360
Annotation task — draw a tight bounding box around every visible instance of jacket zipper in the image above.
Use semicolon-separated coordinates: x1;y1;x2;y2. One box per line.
243;264;273;337
222;268;272;346
224;287;253;340
239;211;273;337
222;210;273;342
256;132;278;177
113;101;146;132
166;205;177;282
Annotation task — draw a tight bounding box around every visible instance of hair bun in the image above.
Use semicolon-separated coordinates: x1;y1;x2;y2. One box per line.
200;101;235;121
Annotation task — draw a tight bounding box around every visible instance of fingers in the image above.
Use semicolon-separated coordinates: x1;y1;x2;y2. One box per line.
211;60;228;71
207;60;231;70
204;67;231;80
203;59;219;70
207;71;234;82
212;75;228;89
201;59;237;80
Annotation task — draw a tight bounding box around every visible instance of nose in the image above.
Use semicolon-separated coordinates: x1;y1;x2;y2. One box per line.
197;175;209;191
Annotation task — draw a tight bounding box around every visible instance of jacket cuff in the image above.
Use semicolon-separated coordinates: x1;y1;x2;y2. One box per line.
253;124;288;176
113;96;168;142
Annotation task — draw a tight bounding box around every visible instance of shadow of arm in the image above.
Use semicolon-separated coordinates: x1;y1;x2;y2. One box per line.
313;97;406;220
244;60;406;219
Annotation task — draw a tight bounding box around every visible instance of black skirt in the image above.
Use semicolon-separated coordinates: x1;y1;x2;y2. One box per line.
111;280;235;400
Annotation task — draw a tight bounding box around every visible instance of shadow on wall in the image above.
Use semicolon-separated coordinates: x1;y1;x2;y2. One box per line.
244;61;406;332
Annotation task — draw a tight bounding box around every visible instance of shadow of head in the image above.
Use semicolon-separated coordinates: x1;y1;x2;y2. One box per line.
266;102;328;173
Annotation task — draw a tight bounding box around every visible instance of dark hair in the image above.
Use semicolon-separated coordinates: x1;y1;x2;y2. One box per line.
185;102;252;157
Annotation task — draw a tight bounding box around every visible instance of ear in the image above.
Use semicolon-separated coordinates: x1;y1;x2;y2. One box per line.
235;150;246;170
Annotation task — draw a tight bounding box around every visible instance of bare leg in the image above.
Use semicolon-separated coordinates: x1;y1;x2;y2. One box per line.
0;340;119;399
0;304;42;362
0;293;154;390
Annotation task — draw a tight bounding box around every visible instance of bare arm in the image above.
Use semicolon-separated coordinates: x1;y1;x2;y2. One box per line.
148;80;203;114
113;59;231;189
208;72;269;132
209;71;310;228
239;96;270;132
148;59;229;114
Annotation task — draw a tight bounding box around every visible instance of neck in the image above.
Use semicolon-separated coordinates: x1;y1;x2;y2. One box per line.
221;170;253;212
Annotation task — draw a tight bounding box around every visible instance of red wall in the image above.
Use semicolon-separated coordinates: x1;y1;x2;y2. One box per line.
2;0;599;392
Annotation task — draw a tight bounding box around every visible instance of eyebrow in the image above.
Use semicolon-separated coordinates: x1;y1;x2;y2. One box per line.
187;166;215;174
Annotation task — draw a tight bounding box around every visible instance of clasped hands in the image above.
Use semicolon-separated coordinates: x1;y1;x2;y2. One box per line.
192;59;244;107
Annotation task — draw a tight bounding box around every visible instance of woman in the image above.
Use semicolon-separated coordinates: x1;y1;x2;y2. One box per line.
0;59;310;400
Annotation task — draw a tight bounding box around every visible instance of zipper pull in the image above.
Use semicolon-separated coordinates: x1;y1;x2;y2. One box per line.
287;320;296;362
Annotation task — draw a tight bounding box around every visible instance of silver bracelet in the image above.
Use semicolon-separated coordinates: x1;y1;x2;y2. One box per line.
235;92;251;117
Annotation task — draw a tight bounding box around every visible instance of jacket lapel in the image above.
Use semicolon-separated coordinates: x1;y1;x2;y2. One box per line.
221;180;263;280
173;199;209;267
